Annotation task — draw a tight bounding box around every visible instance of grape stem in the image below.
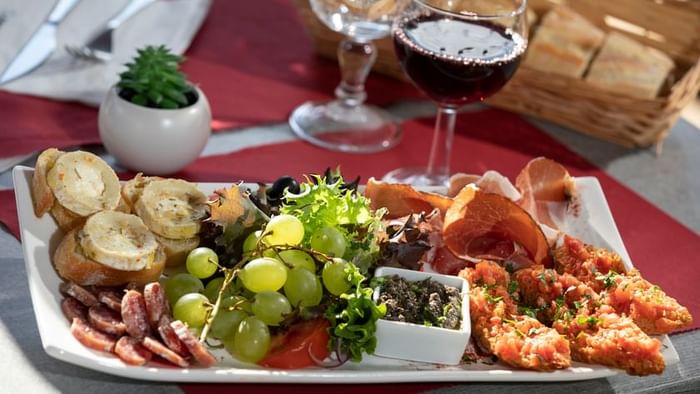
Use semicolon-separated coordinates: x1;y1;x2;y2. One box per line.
199;234;335;343
198;258;247;342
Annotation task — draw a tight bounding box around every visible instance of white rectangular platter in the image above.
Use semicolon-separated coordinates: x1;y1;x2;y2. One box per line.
12;166;678;383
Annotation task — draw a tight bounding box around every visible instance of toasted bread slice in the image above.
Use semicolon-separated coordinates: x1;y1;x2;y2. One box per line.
54;229;166;287
46;151;121;217
121;173;163;213
50;202;86;232
134;179;207;239
32;148;63;217
79;211;159;271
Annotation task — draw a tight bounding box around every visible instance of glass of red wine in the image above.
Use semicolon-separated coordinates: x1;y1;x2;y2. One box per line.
383;0;528;186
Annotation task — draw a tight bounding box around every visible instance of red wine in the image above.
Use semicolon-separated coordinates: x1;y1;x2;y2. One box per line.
393;15;526;107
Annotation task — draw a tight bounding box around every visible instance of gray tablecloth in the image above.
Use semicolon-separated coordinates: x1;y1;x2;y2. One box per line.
0;101;698;393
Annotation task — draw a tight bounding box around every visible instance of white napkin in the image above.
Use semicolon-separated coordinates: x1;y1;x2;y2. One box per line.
0;0;211;106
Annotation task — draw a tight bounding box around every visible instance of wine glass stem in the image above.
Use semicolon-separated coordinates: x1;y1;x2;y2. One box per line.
426;106;457;181
334;38;377;108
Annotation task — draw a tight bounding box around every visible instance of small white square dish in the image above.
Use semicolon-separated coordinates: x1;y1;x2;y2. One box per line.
373;267;470;365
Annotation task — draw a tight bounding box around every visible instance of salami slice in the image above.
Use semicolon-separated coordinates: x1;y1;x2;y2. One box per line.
88;305;127;336
157;315;189;357
70;317;116;353
121;290;150;340
60;282;98;307
142;337;189;368
98;289;123;312
115;336;152;366
144;282;169;329
61;296;87;322
171;320;217;367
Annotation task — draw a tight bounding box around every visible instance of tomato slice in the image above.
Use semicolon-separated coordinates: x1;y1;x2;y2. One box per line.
259;318;330;369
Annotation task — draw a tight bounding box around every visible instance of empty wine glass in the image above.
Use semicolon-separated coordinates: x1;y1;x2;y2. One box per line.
289;0;408;153
383;0;528;186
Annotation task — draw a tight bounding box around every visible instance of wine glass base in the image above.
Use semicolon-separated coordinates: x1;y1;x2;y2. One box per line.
382;167;449;188
289;101;401;153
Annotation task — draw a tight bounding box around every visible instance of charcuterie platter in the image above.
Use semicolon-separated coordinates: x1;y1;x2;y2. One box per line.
11;152;687;383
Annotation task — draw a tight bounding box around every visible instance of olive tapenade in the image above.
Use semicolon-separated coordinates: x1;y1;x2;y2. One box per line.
376;275;462;330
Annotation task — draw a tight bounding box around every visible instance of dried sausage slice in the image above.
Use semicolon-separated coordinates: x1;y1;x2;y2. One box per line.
60;282;98;307
70;317;116;353
142;337;189;368
61;297;87;322
171;320;217;367
144;282;169;329
98;289;123;312
121;290;150;340
115;336;152;366
157;315;189;357
88;305;127;336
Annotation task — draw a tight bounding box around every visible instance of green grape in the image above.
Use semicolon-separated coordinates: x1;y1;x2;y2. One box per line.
310;226;347;257
283;267;322;307
203;277;237;302
165;273;204;306
173;293;210;328
312;276;323;304
203;277;224;301
264;214;304;246
322;258;351;296
221;295;253;314
185;247;219;279
243;230;279;258
242;230;264;255
225;316;270;363
252;291;292;326
277;249;316;272
211;309;248;339
239;257;288;293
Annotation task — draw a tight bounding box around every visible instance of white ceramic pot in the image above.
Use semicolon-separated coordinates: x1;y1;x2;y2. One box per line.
98;85;212;175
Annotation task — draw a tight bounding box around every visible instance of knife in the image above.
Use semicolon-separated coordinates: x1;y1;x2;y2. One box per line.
0;0;81;85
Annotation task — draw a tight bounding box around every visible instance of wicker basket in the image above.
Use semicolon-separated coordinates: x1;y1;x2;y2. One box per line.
295;0;700;148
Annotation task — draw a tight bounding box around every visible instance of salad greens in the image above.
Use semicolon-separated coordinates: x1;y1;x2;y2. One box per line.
280;175;386;270
325;263;386;362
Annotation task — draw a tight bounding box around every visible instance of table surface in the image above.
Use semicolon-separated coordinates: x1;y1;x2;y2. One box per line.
0;99;699;393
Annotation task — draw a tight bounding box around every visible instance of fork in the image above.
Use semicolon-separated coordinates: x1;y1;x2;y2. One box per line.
65;0;156;61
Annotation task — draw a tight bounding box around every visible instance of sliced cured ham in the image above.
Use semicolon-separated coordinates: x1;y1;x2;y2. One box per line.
443;185;551;268
515;157;576;229
365;178;452;219
449;171;521;201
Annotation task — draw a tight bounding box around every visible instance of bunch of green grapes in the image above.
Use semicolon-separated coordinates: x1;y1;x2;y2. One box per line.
164;214;354;364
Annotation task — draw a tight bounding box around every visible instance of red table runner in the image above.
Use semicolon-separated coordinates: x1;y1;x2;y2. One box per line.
0;0;419;158
1;109;698;392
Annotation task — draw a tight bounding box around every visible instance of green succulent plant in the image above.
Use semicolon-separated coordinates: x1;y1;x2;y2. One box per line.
117;45;196;109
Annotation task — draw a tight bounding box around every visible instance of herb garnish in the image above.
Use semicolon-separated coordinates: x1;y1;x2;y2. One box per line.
576;315;600;328
595;270;619;289
325;263;386;362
